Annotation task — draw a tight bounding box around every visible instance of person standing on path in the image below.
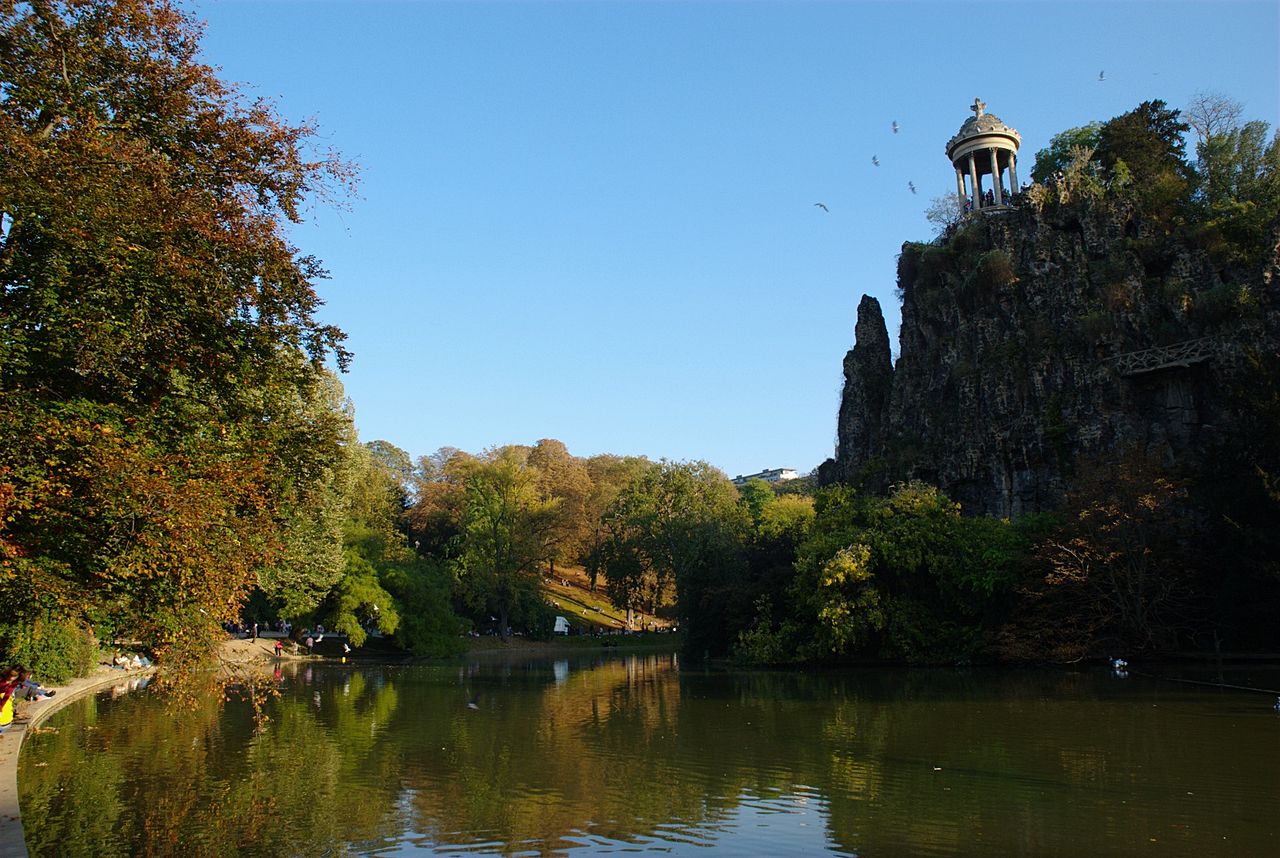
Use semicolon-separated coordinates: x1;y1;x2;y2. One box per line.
251;622;258;641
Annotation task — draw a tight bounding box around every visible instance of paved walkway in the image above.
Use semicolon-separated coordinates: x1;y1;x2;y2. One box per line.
0;667;154;858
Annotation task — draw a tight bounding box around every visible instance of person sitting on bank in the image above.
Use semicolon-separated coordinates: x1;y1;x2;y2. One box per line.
15;666;55;701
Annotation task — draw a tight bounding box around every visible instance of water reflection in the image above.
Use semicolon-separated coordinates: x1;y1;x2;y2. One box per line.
19;657;1280;857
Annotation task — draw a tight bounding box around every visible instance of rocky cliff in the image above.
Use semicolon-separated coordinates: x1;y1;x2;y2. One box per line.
819;197;1280;517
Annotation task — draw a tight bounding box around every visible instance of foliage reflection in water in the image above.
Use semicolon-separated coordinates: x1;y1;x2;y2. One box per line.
18;655;1280;856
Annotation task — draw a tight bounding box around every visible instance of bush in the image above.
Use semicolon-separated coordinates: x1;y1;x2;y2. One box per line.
975;249;1018;291
1;618;98;684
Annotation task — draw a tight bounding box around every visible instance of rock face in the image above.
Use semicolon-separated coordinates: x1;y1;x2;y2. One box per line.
834;296;893;472
820;199;1280;517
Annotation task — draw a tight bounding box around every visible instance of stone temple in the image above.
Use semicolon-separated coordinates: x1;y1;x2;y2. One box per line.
947;98;1021;210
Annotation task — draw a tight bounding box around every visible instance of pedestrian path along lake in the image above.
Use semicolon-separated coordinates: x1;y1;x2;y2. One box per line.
17;654;1280;856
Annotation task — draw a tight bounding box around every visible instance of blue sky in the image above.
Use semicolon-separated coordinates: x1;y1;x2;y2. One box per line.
196;0;1279;478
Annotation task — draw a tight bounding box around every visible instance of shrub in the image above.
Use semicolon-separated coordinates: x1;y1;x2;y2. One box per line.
1;618;98;684
975;249;1018;291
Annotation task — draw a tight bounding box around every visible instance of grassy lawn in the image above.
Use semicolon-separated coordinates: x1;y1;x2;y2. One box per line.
538;564;675;635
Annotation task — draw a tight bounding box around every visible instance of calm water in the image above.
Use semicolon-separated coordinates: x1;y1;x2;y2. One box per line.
18;654;1280;857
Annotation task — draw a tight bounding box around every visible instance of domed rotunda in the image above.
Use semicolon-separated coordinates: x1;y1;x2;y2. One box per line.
946;98;1021;211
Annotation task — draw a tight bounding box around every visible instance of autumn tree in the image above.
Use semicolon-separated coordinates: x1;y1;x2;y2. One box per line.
527;438;593;576
1030;450;1198;654
0;0;354;666
406;447;476;559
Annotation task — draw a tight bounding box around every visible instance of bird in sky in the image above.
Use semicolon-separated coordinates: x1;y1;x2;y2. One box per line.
814;202;828;212
908;181;917;194
1098;70;1105;81
892;121;899;134
872;155;880;167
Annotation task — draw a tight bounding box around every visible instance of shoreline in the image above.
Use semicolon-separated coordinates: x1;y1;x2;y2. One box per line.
0;664;156;858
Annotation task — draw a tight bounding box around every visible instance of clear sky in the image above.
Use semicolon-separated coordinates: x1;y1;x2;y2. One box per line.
195;0;1279;478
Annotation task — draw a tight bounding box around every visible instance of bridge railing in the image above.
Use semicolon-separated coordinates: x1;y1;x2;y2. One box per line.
1107;337;1217;377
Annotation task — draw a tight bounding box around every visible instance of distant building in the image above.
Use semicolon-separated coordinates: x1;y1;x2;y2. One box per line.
732;468;800;487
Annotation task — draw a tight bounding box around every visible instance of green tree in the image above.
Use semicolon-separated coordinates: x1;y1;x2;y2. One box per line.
1186;91;1244;203
255;368;357;620
757;493;816;542
1191;111;1280;269
318;545;399;647
744;484;1021;663
1094;100;1192;216
454;449;555;637
318;440;463;654
581;454;651;591
736;478;776;529
601;460;744;645
1030;122;1103;184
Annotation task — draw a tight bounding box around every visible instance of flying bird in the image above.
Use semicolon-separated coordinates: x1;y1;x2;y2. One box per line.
872;155;880;167
1098;70;1105;81
814;202;828;212
892;121;899;134
908;181;916;194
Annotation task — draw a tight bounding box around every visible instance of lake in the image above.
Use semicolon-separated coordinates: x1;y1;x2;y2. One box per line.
18;653;1280;856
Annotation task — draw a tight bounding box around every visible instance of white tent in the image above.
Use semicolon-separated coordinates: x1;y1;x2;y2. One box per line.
553;616;570;635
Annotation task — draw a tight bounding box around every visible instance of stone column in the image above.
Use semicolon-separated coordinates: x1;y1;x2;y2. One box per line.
1009;151;1018;192
955;167;966;206
990;148;1003;205
967;151;979;209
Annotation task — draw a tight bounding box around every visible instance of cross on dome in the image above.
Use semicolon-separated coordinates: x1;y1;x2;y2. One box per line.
971;98;986;118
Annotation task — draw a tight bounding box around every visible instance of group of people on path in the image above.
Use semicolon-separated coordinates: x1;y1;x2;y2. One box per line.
0;665;56;734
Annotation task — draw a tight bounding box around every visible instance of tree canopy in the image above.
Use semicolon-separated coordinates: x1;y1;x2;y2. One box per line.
0;0;355;664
